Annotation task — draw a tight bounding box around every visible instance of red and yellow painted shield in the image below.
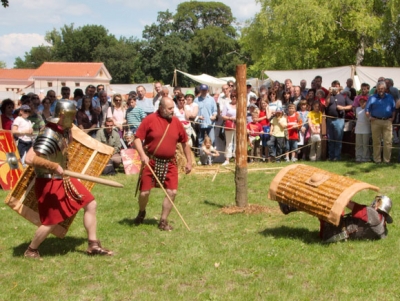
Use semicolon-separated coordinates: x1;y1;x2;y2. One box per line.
121;148;142;175
0;130;23;190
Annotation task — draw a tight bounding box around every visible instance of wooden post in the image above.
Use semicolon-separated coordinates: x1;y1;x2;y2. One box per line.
235;64;248;207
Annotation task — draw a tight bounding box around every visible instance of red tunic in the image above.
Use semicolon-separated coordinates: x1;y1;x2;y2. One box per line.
36;178;94;225
135;112;188;190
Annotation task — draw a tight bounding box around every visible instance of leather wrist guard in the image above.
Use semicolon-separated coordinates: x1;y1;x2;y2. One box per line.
32;155;59;172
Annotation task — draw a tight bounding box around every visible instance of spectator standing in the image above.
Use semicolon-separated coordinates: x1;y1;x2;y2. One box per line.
246;82;257;106
325;83;352;161
267;108;287;162
125;95;146;134
343;78;357;101
136;85;154;116
12;105;33;164
76;96;98;137
285;104;302;162
1;98;16;130
247;111;263;162
308;101;322;161
354;97;371;162
107;94;126;138
256;100;271;161
365;81;395;164
195;84;217;149
300;79;308;98
221;91;238;166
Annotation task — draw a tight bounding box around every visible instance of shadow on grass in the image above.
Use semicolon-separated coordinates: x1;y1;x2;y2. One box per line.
13;236;86;257
118;217;158;227
203;200;224;208
343;161;398;176
259;226;321;244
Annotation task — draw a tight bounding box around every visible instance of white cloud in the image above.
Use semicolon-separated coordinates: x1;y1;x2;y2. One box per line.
0;33;50;68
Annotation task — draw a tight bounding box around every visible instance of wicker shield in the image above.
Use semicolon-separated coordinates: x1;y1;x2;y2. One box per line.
4;125;114;238
268;164;380;226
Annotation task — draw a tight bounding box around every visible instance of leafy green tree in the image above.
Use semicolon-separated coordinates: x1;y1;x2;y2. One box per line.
241;0;399;74
0;60;6;68
46;24;118;62
14;45;53;68
1;0;8;8
141;10;192;85
93;37;144;84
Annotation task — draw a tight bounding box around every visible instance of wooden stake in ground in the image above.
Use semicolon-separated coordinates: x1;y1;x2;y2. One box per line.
235;64;248;207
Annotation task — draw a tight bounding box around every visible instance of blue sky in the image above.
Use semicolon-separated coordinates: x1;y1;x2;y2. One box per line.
0;0;260;68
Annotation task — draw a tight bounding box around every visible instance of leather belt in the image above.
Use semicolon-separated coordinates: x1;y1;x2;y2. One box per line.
36;174;63;179
371;116;390;120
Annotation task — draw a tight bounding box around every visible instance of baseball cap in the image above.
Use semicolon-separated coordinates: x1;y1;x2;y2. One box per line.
20;105;31;111
248;104;258;109
246;81;252;87
200;84;208;91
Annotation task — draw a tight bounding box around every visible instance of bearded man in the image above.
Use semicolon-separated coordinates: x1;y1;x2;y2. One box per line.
133;97;192;231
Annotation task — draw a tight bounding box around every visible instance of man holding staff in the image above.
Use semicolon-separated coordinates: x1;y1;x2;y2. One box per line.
24;100;113;259
133;97;192;231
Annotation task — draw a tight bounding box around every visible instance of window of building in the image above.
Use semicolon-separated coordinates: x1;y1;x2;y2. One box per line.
61;82;66;87
75;82;80;87
47;82;52;87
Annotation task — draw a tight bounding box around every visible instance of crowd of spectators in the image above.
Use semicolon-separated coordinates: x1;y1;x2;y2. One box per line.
1;75;400;170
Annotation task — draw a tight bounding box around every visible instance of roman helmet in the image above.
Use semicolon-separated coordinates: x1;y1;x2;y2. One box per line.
372;195;393;224
48;100;76;129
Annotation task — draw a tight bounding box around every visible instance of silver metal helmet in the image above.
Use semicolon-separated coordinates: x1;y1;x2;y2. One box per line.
372;195;393;224
47;100;76;129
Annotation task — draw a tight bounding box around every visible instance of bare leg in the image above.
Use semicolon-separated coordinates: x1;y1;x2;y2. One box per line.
83;200;97;241
84;200;113;255
160;189;177;220
138;190;150;211
29;224;57;249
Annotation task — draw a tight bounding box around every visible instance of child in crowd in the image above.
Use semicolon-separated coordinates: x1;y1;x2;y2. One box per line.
247;111;263;162
354;97;371;162
297;100;309;160
267;108;287;163
200;136;220;165
285;104;302;162
308;101;322;161
247;104;259;123
125;95;146;134
256;100;271;161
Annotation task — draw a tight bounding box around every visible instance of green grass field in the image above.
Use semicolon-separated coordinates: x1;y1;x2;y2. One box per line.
1;161;400;301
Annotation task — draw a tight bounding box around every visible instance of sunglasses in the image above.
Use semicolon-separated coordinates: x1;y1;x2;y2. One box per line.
229;85;234;87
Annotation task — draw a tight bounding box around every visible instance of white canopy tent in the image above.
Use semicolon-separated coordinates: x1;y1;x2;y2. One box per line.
264;66;353;90
176;70;228;89
356;66;400;88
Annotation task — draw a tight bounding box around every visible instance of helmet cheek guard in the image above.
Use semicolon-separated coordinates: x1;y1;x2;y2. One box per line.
372;195;393;224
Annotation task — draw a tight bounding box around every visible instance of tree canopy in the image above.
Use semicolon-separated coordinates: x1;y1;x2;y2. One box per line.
240;0;400;74
13;1;244;85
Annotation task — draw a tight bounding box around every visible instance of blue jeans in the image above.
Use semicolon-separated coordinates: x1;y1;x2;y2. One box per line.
327;118;344;160
260;125;270;146
198;127;213;149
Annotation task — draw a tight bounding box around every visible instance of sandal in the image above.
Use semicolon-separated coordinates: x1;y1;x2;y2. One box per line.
24;246;40;259
133;210;146;225
86;240;113;256
158;219;173;231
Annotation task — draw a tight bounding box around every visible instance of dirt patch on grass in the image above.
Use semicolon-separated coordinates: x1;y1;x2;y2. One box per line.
220;204;278;215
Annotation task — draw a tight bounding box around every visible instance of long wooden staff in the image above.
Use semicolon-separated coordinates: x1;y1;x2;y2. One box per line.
64;170;124;188
145;162;190;231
